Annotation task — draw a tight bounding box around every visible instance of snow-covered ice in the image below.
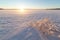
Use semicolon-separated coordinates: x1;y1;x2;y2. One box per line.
0;10;60;40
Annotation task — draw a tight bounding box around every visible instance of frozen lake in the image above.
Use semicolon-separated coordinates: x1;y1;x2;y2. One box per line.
0;10;60;40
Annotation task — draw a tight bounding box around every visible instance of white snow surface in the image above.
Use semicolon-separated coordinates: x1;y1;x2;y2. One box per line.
0;10;60;40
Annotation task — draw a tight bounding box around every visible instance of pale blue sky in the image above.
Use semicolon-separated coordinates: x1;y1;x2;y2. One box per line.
0;0;60;9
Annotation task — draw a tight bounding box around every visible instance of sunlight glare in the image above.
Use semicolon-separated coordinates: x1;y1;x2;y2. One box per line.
16;4;29;15
17;4;26;12
20;8;24;12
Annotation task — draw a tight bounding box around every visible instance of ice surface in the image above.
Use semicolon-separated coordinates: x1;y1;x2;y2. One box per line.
0;10;60;40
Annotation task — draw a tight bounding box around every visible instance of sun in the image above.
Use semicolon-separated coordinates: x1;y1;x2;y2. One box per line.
16;4;28;15
20;7;24;12
17;4;26;12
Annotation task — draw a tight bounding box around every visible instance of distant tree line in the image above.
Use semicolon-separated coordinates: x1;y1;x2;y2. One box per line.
46;8;60;10
0;8;4;10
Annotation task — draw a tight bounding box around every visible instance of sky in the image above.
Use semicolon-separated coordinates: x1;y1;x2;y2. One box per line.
0;0;60;9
